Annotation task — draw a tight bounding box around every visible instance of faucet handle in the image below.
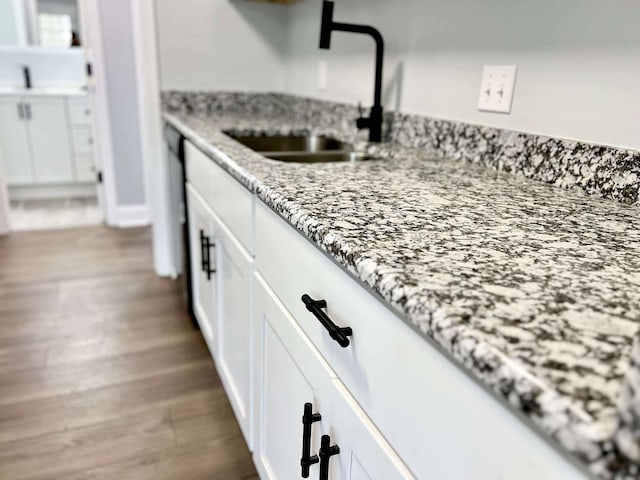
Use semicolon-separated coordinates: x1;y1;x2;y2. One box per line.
357;102;365;118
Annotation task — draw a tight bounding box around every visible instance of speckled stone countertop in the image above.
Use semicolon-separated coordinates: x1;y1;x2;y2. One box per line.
163;92;640;478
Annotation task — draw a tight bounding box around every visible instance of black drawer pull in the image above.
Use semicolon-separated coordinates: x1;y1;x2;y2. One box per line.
199;229;216;280
199;229;207;272
300;402;321;478
319;434;340;480
301;294;352;348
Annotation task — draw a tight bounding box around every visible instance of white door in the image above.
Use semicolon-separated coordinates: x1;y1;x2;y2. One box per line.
26;97;74;183
0;97;33;185
215;218;254;448
78;0;112;221
186;185;217;350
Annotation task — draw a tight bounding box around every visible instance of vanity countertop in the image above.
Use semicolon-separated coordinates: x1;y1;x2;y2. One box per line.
163;99;640;479
0;86;88;97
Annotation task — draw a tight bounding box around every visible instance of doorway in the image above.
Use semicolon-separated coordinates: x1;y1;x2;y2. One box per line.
0;0;111;233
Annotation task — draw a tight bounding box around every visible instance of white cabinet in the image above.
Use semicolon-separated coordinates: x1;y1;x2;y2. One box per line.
214;212;254;448
181;138;585;480
186;184;218;349
253;273;413;480
0;97;33;184
0;94;96;188
185;158;254;448
255;201;586;480
67;97;93;125
29;97;74;183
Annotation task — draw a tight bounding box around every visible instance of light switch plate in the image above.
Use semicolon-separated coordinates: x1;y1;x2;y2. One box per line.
477;65;518;113
317;60;328;91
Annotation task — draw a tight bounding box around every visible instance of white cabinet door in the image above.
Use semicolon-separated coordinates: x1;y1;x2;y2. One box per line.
322;380;414;480
186;184;218;351
253;272;325;480
214;216;254;448
0;97;33;185
253;273;412;480
26;97;74;183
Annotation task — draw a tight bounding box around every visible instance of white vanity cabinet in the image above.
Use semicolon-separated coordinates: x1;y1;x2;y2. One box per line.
186;184;218;348
0;97;33;184
253;273;413;480
28;97;74;183
181;138;587;480
185;140;255;448
0;93;96;189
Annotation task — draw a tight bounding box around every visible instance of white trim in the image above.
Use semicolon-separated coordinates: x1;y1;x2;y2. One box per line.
11;0;28;46
23;0;38;45
113;204;150;228
8;183;97;200
130;0;174;276
77;0;118;227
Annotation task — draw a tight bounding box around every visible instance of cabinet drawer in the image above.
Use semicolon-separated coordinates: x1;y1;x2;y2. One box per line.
255;201;585;480
185;141;253;254
74;153;95;182
185;141;214;210
71;126;94;153
67;97;92;125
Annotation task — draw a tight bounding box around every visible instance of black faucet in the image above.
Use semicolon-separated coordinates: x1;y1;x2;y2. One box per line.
319;0;384;142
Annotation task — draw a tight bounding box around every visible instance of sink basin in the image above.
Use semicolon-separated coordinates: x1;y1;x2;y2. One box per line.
265;152;375;163
225;132;349;153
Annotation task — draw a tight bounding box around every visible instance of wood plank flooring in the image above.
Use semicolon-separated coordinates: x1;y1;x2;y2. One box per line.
0;226;258;480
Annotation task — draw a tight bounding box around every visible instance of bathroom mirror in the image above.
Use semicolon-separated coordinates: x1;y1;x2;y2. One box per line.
0;0;82;48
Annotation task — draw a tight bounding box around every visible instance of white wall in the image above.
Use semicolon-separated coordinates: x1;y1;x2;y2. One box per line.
153;0;639;149
98;0;146;206
285;0;640;150
0;46;85;87
155;0;288;91
0;0;26;46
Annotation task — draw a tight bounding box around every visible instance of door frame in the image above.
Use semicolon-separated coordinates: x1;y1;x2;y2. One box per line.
77;0;118;226
130;0;174;277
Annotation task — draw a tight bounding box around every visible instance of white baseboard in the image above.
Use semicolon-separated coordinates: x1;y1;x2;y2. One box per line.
9;183;97;200
112;204;150;228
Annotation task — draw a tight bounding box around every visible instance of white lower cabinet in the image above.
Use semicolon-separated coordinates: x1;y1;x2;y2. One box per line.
0;97;33;184
185;145;255;450
0;94;96;188
182;139;586;480
253;273;413;480
29;97;74;183
186;184;218;348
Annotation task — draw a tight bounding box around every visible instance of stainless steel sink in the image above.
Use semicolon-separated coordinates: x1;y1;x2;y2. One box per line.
225;133;349;153
265;152;375;163
224;131;377;163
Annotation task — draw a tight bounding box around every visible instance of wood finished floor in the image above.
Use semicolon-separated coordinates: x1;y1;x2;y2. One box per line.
0;226;258;480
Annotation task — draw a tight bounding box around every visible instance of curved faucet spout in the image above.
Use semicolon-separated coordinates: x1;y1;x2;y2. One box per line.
318;0;385;142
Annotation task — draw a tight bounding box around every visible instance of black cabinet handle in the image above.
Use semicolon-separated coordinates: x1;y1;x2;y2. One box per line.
199;229;208;272
204;236;216;280
301;294;352;348
319;434;340;480
199;229;216;280
300;402;321;478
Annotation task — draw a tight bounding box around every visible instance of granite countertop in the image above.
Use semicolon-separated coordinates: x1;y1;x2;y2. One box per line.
163;95;640;479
